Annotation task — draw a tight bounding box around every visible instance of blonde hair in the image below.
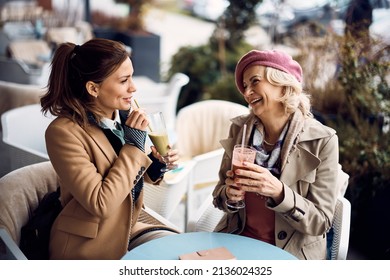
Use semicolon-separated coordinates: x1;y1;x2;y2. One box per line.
265;67;312;117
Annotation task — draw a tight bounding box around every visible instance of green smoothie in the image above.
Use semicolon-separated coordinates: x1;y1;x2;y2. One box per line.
148;132;169;156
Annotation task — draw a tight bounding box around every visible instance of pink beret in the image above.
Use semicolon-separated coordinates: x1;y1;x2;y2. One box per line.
234;49;303;93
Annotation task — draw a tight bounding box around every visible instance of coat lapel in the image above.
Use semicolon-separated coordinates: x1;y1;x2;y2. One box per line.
84;124;117;165
280;144;321;186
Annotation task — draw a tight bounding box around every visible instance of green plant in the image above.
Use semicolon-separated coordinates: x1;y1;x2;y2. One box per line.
168;41;253;111
296;32;390;258
168;0;263;111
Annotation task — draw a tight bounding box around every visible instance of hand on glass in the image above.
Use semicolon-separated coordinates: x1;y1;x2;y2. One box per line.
225;169;246;203
225;144;256;210
226;161;284;204
150;145;179;170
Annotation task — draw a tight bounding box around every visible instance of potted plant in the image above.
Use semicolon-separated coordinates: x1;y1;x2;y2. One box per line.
91;0;160;82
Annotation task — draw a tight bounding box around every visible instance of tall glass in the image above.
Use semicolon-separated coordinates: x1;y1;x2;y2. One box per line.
225;144;257;211
147;111;178;172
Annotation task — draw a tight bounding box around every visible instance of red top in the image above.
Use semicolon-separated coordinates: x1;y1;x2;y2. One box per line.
240;192;275;245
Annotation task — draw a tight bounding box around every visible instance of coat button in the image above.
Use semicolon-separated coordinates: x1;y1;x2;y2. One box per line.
140;166;146;171
138;170;143;175
278;231;287;240
136;175;140;180
133;180;137;184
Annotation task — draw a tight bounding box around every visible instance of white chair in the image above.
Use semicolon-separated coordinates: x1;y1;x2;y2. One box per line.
175;100;250;157
186;192;225;232
161;73;190;132
142;160;195;231
185;148;224;225
1;104;54;170
0;56;50;86
175;100;250;226
330;196;351;260
0;80;45;126
0;161;180;259
136;72;190;134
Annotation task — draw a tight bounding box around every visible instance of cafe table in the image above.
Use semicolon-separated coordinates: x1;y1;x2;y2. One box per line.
122;232;297;260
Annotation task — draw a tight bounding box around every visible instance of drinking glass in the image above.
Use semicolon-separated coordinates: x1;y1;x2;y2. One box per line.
225;144;257;210
147;111;178;172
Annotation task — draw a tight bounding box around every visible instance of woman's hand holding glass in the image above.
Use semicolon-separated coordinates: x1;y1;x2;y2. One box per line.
226;162;285;205
225;145;257;210
150;145;179;170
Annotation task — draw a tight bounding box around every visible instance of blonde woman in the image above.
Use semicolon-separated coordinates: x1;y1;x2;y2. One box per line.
213;49;339;260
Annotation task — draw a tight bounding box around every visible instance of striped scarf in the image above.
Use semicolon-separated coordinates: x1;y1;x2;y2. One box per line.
252;122;290;176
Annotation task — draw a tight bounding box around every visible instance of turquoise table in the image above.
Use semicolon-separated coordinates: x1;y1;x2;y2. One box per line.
122;232;297;260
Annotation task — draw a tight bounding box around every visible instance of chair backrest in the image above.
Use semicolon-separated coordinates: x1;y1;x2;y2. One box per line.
185;149;224;225
186;192;225;232
176;99;249;158
0;56;48;85
46;23;93;45
0;161;58;245
0;80;45;127
163;73;190;132
175;100;249;228
1;104;55;159
330;196;351;260
7;39;51;66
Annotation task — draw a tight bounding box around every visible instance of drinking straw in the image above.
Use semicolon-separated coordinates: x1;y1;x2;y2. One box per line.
133;99;153;132
133;98;141;109
241;124;247;149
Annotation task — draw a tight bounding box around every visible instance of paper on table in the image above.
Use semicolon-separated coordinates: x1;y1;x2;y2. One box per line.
179;247;236;260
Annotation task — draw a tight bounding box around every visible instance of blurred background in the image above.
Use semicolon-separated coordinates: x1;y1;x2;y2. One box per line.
0;0;389;260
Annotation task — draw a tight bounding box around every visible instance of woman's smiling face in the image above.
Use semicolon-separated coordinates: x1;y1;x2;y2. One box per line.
242;65;284;118
93;57;136;119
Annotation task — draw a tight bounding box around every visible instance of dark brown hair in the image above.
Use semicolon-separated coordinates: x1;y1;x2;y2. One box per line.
41;38;129;127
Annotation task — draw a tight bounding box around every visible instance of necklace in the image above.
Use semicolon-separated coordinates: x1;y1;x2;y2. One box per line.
263;139;276;146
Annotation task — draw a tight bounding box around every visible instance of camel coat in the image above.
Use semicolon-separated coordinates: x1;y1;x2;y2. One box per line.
213;112;339;260
46;116;169;260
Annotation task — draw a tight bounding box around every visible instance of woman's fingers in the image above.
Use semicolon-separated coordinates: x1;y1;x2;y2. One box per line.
125;108;149;130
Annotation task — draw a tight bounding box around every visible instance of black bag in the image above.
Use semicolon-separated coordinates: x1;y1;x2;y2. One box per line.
20;187;62;259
